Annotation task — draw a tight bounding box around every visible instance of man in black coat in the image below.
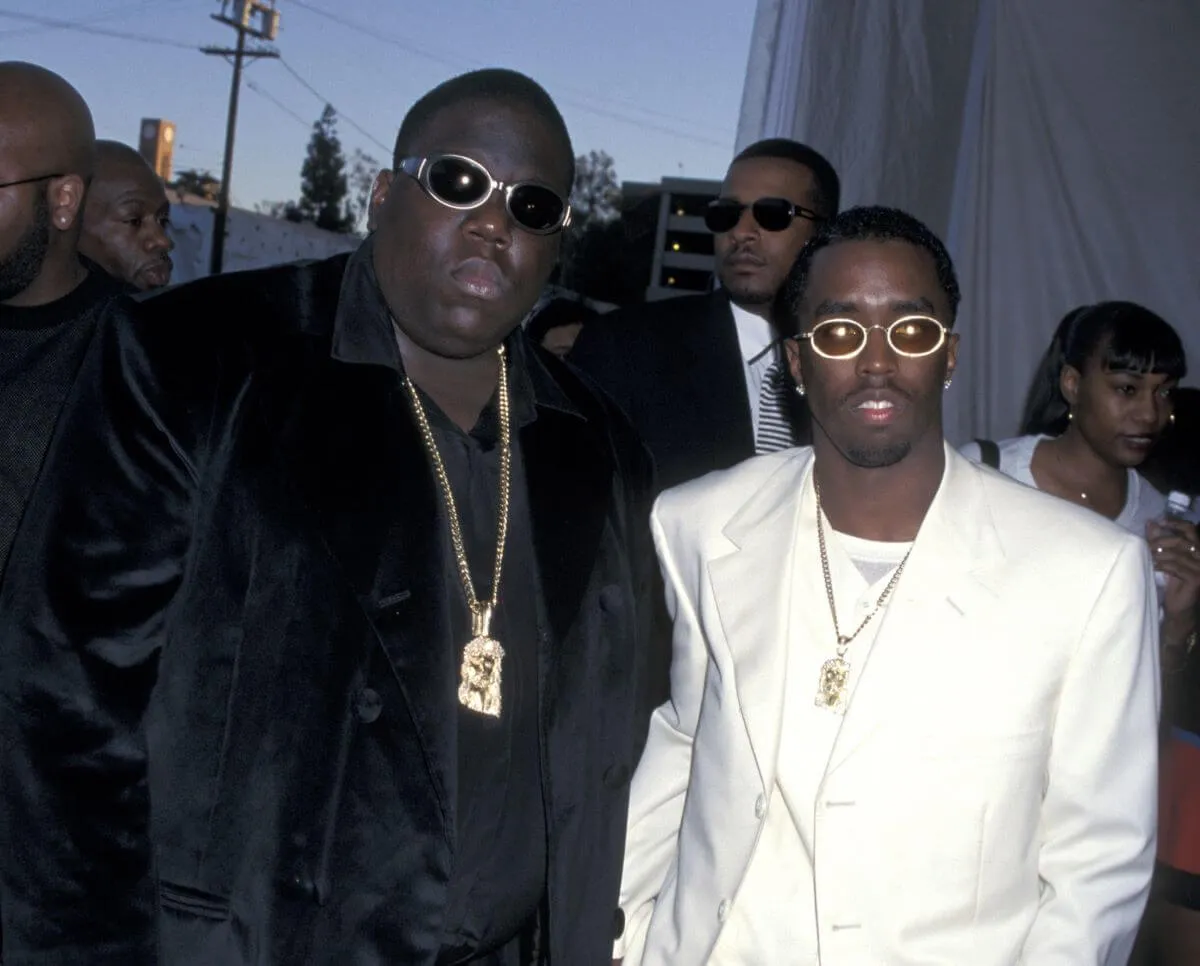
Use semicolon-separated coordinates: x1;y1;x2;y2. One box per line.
0;69;655;966
569;139;840;492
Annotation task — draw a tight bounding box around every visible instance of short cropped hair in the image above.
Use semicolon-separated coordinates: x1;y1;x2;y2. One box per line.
775;205;960;335
732;138;840;217
392;68;574;186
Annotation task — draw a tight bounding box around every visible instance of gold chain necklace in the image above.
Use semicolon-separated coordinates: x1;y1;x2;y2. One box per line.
403;344;511;718
813;476;912;714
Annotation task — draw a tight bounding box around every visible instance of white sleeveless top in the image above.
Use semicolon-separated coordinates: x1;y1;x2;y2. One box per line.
959;434;1167;537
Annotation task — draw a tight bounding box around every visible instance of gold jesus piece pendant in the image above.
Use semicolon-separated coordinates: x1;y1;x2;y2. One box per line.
458;606;504;718
815;655;851;714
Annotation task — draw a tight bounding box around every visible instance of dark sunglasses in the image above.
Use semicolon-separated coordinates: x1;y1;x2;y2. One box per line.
0;172;66;190
797;316;949;360
704;196;824;234
398;154;572;235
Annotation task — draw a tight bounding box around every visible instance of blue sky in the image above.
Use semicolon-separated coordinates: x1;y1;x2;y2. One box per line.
2;0;756;209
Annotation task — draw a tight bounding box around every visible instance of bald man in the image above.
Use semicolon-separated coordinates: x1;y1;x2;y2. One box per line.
80;140;173;291
0;62;123;570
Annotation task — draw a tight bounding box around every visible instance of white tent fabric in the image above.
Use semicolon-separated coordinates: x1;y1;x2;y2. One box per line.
736;0;1200;443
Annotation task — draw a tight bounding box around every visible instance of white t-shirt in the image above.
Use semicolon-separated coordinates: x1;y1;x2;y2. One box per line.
711;526;911;964
730;301;778;439
959;434;1167;537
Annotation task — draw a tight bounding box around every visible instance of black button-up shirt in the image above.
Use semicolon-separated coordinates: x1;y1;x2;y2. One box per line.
331;239;547;963
421;366;546;964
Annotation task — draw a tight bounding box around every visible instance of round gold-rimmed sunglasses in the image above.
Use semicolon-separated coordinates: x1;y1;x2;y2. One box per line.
796;315;949;360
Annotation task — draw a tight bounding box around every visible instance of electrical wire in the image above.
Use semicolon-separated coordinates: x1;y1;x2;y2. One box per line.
245;79;312;130
0;9;198;48
283;0;726;145
0;0;163;38
277;58;392;155
285;0;467;71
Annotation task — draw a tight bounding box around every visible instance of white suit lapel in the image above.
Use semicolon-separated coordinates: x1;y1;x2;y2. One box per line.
706;450;815;790
825;447;1008;777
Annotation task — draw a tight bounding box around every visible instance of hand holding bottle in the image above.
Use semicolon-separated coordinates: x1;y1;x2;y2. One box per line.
1148;491;1200;650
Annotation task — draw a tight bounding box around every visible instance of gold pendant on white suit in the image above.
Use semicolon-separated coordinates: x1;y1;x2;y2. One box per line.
814;648;851;714
812;474;912;716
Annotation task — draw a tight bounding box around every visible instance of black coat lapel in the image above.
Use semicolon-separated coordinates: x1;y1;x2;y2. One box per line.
521;359;615;644
667;294;748;468
707;294;756;458
256;266;456;832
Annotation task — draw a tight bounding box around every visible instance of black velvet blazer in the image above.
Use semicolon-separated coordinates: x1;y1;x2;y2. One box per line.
0;250;656;965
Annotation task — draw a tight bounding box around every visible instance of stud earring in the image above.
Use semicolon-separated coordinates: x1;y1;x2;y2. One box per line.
794;384;806;398
1068;410;1074;422
1170;412;1177;426
943;377;953;391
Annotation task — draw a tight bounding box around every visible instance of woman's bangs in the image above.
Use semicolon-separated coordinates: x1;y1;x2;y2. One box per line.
1100;315;1187;381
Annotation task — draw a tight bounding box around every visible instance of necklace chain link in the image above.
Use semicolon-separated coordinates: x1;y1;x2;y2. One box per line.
403;344;511;620
815;475;912;658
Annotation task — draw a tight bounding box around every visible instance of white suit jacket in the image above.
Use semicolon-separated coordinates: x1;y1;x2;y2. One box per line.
618;445;1160;965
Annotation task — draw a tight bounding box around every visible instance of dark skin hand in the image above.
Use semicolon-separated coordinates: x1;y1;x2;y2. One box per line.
1149;516;1200;652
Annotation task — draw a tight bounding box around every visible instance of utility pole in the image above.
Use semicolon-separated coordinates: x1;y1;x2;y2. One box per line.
202;1;280;276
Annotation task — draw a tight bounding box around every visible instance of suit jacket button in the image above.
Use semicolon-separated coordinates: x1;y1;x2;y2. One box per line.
279;867;317;901
355;687;382;723
603;763;631;789
613;907;626;939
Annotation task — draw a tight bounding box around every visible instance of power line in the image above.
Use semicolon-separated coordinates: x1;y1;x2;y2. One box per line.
0;10;198;49
285;0;467;72
0;0;162;38
245;79;311;130
283;0;723;145
551;95;731;150
277;58;392;155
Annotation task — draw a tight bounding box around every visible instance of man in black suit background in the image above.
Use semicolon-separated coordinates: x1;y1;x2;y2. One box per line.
569;139;840;491
0;68;655;965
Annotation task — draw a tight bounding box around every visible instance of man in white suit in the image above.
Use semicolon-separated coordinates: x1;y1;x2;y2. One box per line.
615;206;1160;965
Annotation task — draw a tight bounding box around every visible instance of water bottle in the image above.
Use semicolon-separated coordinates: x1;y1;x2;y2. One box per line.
1155;491;1194;594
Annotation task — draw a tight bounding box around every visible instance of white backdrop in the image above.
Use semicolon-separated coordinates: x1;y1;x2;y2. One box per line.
736;0;1200;442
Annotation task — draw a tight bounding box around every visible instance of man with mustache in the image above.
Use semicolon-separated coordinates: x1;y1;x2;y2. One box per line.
0;68;655;964
615;206;1159;964
570;139;839;493
0;62;123;580
570;139;839;709
80;140;174;291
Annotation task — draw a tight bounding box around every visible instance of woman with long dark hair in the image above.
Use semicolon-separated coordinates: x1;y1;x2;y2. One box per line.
963;301;1200;964
978;303;1183;524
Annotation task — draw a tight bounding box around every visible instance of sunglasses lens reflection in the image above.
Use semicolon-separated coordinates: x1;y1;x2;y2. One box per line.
812;321;866;357
508;184;567;233
426;157;489;206
750;198;794;232
890;317;945;355
704;201;742;233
